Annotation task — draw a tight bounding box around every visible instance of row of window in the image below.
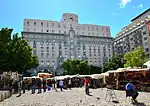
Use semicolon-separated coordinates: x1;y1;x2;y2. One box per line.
26;28;108;37
26;21;109;32
40;60;55;65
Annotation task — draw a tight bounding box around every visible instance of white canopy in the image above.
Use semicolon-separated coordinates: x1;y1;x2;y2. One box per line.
144;60;150;68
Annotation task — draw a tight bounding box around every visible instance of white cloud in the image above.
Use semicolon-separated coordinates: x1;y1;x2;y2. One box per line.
137;4;143;8
133;4;144;9
119;0;132;8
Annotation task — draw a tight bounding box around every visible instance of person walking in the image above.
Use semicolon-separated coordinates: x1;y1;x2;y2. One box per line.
59;80;63;91
84;77;89;95
37;78;42;93
31;78;36;94
17;79;22;97
68;78;72;90
43;78;47;92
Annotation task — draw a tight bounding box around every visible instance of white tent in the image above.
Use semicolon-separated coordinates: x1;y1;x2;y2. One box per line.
144;60;150;68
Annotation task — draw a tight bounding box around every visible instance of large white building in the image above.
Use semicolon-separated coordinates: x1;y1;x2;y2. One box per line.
22;13;113;75
114;8;150;57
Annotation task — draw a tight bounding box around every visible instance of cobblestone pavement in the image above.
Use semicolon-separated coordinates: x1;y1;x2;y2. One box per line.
0;88;150;106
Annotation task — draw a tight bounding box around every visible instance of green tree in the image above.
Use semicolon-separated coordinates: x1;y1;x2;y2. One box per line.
79;60;90;75
103;54;126;72
90;65;102;74
124;46;147;68
0;28;39;74
62;59;80;75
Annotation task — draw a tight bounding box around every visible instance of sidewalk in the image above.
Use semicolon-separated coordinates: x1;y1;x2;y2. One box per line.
0;91;11;102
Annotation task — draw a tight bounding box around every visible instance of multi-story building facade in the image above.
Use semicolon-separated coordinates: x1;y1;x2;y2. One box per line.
114;8;150;57
22;13;113;74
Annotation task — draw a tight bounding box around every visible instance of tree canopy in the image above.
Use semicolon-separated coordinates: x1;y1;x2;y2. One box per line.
103;54;126;72
0;28;39;73
124;46;147;68
62;59;102;75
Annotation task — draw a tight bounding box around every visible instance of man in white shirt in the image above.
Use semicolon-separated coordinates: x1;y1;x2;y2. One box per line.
68;78;72;90
59;80;63;91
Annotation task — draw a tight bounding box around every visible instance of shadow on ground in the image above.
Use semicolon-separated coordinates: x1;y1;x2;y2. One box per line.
132;101;146;106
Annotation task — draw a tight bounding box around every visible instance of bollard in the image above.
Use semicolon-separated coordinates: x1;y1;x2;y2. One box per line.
1;93;4;102
0;94;2;102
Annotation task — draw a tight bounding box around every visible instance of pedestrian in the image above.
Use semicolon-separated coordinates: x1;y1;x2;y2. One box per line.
37;78;42;93
8;79;13;96
125;81;139;101
84;77;89;95
59;80;63;91
31;78;36;94
17;79;22;97
68;78;72;90
22;80;26;93
27;79;31;91
43;78;47;92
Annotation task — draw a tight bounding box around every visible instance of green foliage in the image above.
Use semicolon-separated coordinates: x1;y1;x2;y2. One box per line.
124;46;147;68
0;28;39;73
79;60;90;75
90;65;102;74
103;54;126;72
62;59;102;75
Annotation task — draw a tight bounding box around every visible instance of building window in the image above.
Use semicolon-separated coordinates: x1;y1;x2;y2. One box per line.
143;31;146;35
34;22;36;26
46;47;49;52
58;24;60;28
52;53;54;57
41;53;44;57
89;54;92;57
41;47;44;49
59;30;61;33
41;22;43;27
40;41;44;45
52;46;54;50
27;21;29;26
88;26;90;30
97;28;99;31
47;23;49;27
144;37;147;40
41;60;44;65
64;25;66;29
64;31;66;34
52;30;54;33
46;41;49;46
46;53;49;58
52;23;54;27
106;28;109;32
47;30;49;32
92;27;94;31
146;48;149;52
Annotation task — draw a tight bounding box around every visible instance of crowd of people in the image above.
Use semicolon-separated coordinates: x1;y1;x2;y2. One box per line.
0;75;139;102
5;77;91;97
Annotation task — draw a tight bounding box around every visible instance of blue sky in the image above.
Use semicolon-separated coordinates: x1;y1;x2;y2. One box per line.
0;0;150;37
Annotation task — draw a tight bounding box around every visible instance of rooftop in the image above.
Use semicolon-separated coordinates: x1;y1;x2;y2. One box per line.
131;8;150;22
